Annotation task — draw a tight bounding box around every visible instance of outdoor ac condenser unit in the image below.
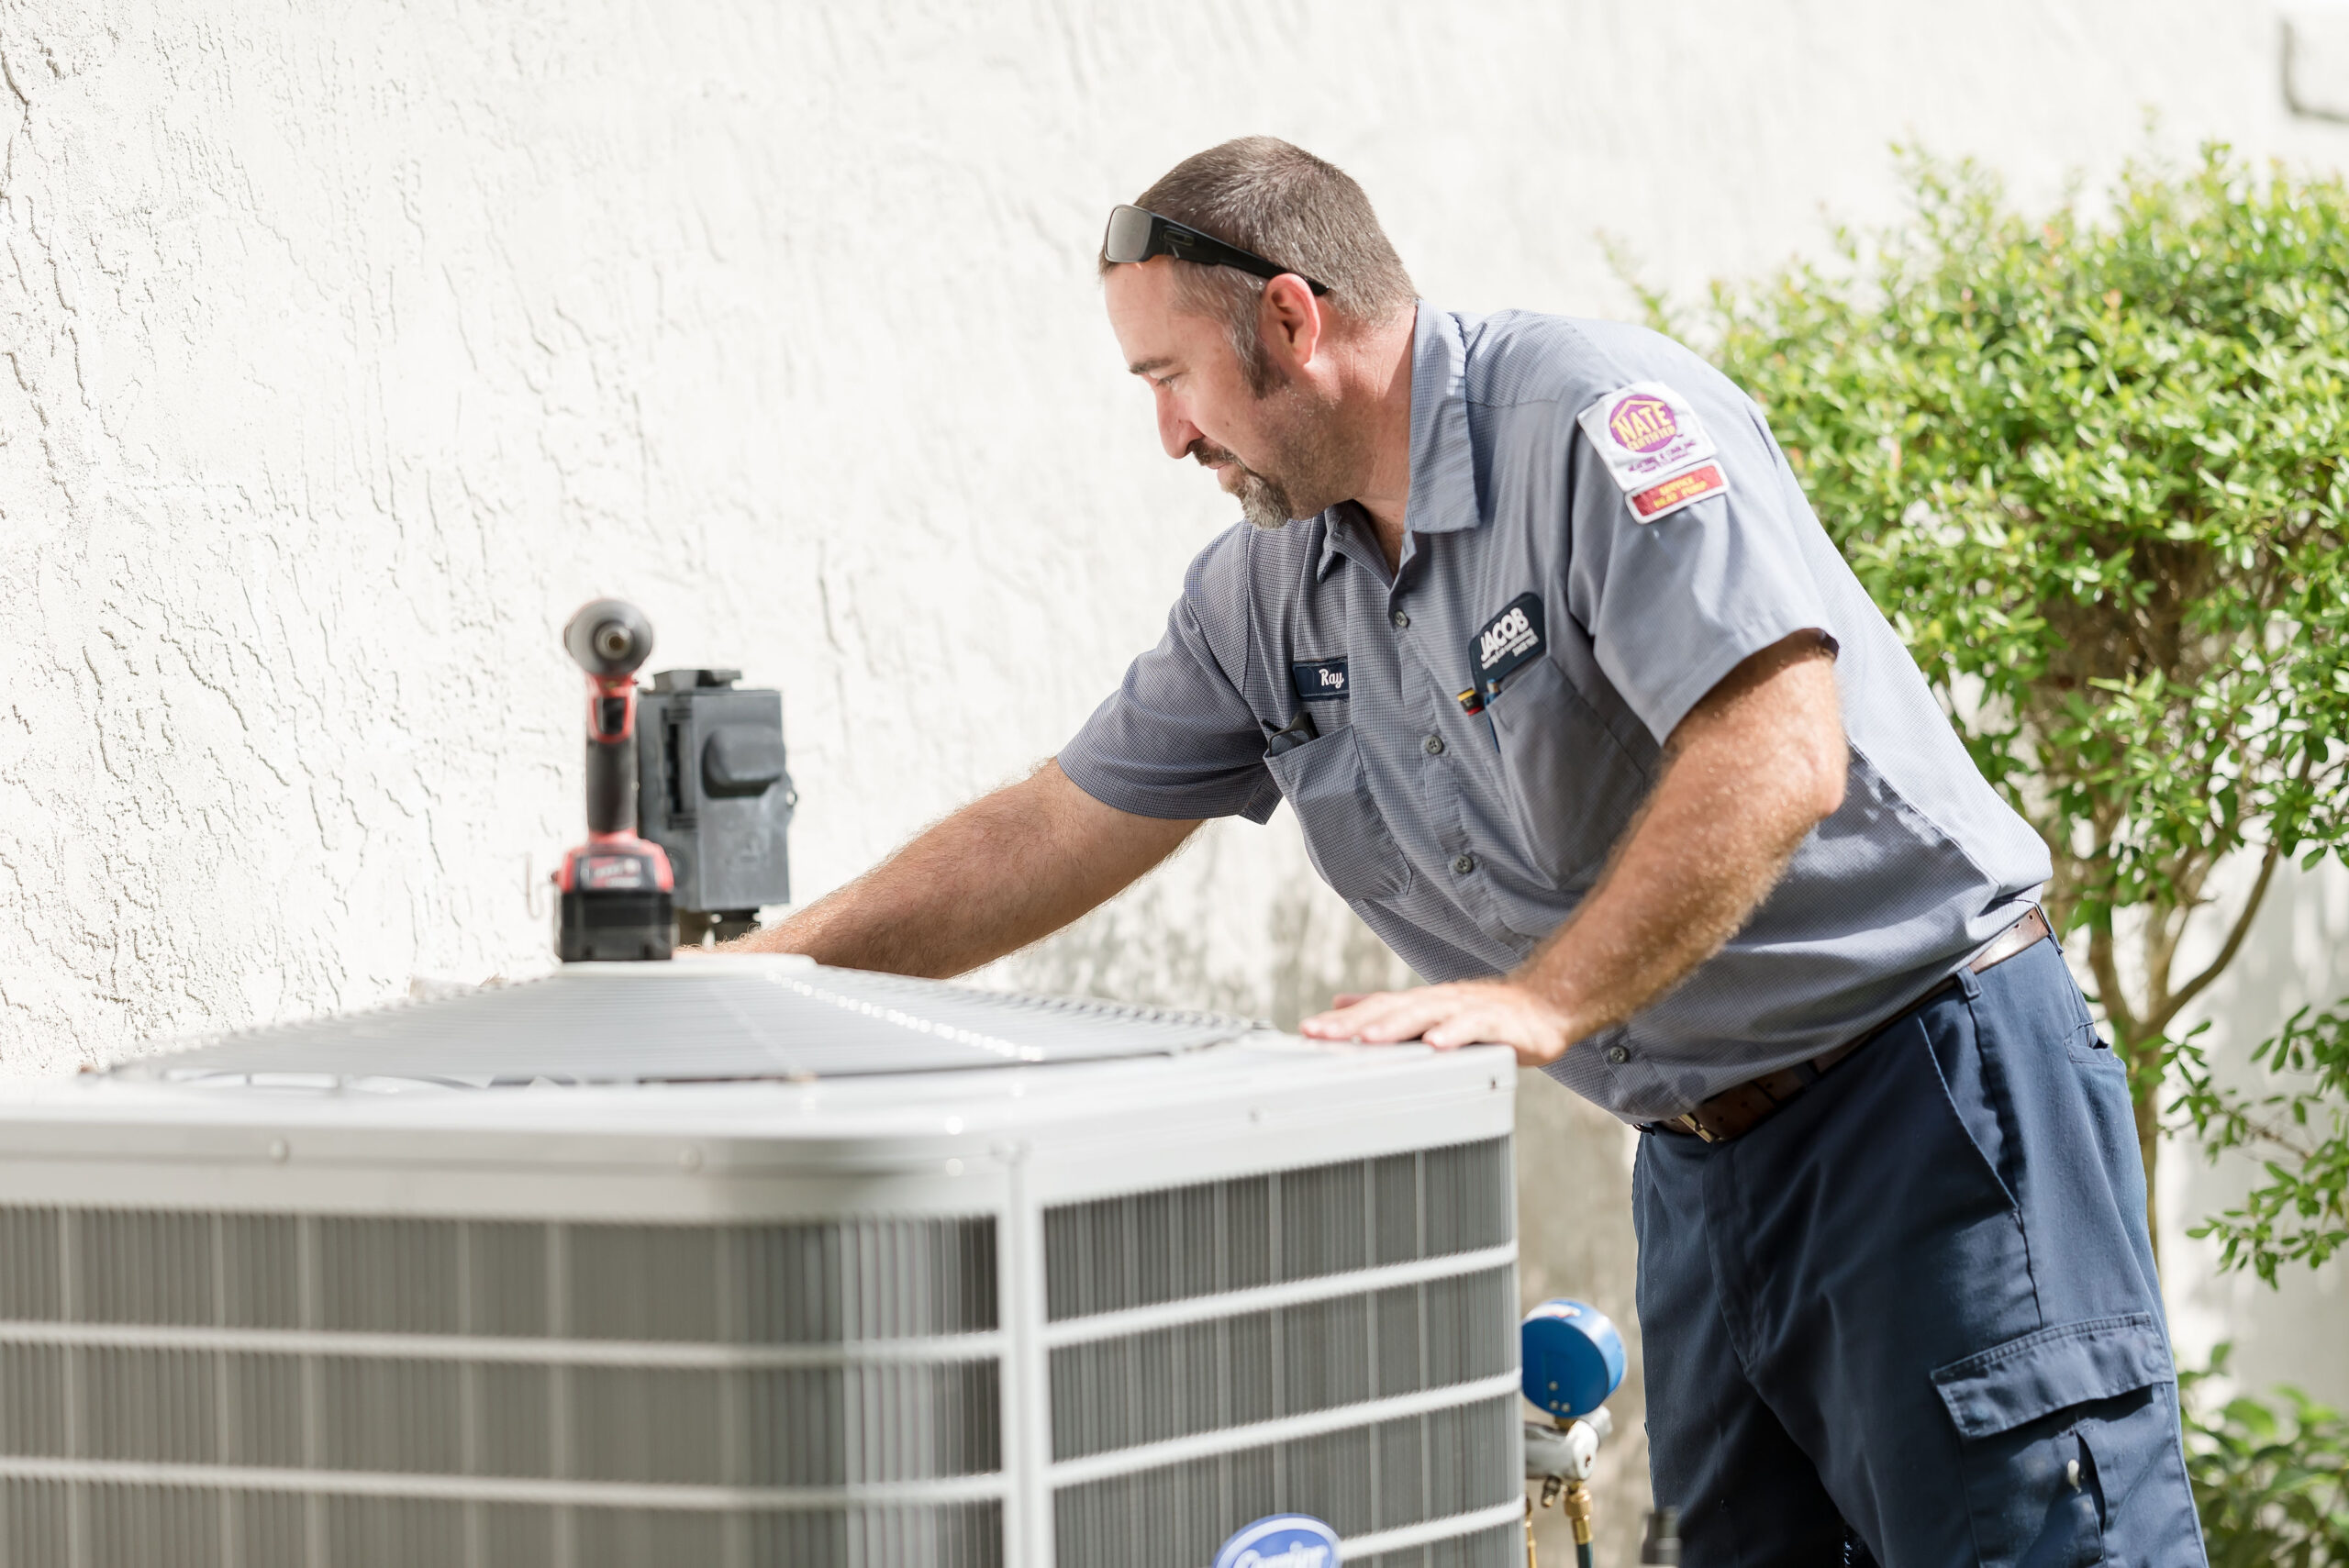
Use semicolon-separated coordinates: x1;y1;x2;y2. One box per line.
0;958;1521;1568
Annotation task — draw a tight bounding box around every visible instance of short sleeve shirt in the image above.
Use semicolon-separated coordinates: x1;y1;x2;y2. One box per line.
1060;306;2052;1123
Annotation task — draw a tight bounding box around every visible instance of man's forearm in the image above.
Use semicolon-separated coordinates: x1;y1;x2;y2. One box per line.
1517;634;1845;1040
729;761;1199;978
1299;632;1846;1062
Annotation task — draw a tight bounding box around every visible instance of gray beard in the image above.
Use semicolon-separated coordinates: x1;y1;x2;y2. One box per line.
1229;464;1308;530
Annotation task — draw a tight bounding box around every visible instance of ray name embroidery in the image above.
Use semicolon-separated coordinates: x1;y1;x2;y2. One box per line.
1292;659;1351;701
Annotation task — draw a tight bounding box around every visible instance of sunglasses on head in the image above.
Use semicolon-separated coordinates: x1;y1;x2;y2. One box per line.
1102;205;1330;296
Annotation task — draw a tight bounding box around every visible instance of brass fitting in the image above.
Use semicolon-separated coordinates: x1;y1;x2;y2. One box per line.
1563;1479;1596;1547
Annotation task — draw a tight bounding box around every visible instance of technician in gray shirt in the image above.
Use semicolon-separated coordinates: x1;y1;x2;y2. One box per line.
743;139;2205;1566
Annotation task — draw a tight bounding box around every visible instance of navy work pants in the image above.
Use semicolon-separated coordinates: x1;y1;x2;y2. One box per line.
1633;939;2208;1566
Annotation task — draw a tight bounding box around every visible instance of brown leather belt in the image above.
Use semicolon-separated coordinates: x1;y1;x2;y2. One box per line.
1657;908;2053;1145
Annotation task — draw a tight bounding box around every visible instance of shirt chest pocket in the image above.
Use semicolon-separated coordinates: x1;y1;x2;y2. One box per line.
1484;656;1653;890
1264;727;1413;903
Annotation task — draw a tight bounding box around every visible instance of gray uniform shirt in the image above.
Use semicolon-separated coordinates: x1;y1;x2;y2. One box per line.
1060;305;2051;1123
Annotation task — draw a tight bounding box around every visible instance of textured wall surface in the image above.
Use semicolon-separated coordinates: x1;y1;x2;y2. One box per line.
6;0;2347;1550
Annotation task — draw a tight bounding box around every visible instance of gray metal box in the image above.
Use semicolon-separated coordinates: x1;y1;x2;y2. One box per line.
637;669;795;919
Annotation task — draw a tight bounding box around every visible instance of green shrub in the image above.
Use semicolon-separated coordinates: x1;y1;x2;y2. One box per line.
2184;1345;2349;1567
1665;145;2349;1271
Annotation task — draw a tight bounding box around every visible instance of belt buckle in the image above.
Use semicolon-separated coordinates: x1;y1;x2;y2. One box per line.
1673;1113;1721;1144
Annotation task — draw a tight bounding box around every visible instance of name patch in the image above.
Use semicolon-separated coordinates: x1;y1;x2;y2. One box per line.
1576;381;1716;493
1630;462;1728;522
1472;592;1545;700
1292;658;1351;702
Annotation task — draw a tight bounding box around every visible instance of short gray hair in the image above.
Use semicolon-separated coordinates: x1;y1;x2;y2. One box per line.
1101;138;1416;392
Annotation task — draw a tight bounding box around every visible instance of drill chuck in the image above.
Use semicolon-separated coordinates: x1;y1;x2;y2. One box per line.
564;598;655;679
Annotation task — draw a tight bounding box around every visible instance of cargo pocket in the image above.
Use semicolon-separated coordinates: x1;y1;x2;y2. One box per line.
1264;727;1411;902
1932;1313;2178;1567
1485;657;1650;892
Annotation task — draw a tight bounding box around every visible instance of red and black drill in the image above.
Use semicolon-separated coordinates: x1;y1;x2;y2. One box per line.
553;598;675;962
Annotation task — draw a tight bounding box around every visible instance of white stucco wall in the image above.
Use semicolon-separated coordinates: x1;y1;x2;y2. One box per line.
6;2;2346;1553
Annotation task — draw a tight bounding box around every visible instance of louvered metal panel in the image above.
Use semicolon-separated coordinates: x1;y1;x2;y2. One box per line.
1041;1140;1519;1567
0;1211;995;1342
1050;1396;1519;1568
0;1210;1005;1564
0;1480;1005;1568
1047;1268;1513;1461
1042;1140;1512;1322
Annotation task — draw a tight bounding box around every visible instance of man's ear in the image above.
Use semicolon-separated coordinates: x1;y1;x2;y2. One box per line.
1258;275;1325;376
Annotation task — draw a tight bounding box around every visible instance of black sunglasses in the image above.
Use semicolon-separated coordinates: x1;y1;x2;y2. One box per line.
1102;204;1330;296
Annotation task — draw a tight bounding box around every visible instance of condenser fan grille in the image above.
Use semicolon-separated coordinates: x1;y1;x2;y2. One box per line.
117;962;1253;1085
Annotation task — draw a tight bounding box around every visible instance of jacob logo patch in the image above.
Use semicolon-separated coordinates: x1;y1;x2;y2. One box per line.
1576;381;1716;492
1471;592;1545;700
1292;658;1350;701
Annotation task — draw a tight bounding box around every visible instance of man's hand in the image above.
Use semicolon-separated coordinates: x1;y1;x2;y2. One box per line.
1300;631;1844;1071
1300;979;1575;1067
727;762;1198;977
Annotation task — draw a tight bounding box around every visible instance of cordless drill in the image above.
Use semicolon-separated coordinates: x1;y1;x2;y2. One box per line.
553;598;675;962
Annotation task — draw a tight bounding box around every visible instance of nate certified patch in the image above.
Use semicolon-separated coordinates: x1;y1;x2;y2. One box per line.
1576;381;1716;492
1292;658;1351;702
1630;462;1728;522
1471;592;1545;701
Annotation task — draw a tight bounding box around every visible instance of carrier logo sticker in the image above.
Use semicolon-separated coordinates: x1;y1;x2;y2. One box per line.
1472;591;1545;699
1214;1515;1341;1568
1577;380;1716;492
1630;462;1728;522
1292;658;1351;702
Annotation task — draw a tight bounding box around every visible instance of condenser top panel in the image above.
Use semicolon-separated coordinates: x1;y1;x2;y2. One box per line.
114;958;1252;1086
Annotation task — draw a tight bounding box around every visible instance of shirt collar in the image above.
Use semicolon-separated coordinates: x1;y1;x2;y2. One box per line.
1316;303;1481;582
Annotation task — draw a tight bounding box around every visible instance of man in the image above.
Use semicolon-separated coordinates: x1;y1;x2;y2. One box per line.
736;139;2205;1565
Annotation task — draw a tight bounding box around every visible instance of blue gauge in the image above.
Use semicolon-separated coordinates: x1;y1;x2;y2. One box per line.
1521;1297;1627;1419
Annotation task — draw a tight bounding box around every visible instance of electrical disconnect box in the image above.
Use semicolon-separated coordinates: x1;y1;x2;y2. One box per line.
636;668;796;942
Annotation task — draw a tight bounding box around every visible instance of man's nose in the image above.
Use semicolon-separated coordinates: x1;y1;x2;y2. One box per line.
1155;391;1198;460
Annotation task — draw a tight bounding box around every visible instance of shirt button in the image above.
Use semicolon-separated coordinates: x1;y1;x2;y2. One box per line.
1422;735;1445;756
1452;853;1476;875
1390;608;1410;629
1606;1044;1631;1065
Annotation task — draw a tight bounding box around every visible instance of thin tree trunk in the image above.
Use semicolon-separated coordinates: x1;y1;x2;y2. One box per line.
2128;1040;2163;1271
2082;920;2164;1263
